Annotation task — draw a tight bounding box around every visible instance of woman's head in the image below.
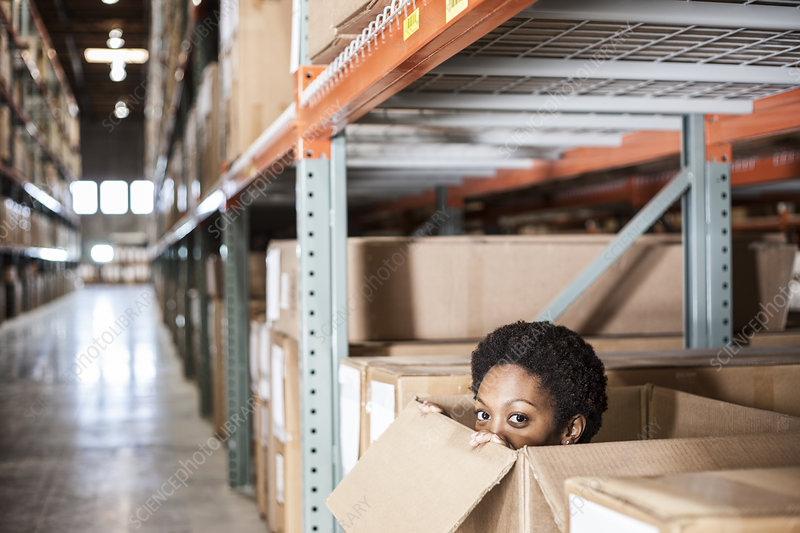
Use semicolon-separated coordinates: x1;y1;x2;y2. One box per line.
470;321;608;449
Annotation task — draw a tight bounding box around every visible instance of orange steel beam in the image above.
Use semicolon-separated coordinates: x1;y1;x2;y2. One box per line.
448;130;682;205
298;0;535;138
708;88;800;146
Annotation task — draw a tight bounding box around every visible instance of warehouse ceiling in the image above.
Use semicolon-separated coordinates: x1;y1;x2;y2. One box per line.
36;0;149;121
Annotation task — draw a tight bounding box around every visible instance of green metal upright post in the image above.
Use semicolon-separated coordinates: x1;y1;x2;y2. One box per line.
223;203;252;488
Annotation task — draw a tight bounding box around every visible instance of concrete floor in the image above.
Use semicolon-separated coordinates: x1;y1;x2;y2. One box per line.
0;285;266;533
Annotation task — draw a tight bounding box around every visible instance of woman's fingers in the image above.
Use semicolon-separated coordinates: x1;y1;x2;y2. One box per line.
418;401;446;416
470;430;511;449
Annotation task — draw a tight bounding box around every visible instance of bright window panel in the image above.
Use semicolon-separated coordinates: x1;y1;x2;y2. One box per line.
100;180;128;214
130;180;154;214
70;181;98;215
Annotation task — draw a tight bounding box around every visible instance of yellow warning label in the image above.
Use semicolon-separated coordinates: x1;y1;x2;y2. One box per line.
445;0;468;23
403;8;420;41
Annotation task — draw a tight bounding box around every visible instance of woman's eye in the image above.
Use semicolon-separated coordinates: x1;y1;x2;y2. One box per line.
509;414;528;424
476;410;490;421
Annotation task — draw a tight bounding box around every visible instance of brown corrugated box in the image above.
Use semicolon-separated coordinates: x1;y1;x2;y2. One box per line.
603;345;800;416
339;355;472;474
205;255;224;298
249;251;267;301
269;235;685;341
253;397;270;518
566;467;800;533
221;0;294;162
307;0;392;64
208;298;227;438
268;330;302;533
327;394;800;533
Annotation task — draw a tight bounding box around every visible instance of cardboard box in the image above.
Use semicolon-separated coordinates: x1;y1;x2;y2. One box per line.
197;63;221;193
268;330;302;533
209;298;227;437
308;0;391;63
339;355;471;474
250;315;268;398
269;235;684;341
327;398;800;533
221;0;294;162
249;251;267;300
567;467;800;533
254;397;270;518
603;346;800;417
733;235;796;332
206;255;224;298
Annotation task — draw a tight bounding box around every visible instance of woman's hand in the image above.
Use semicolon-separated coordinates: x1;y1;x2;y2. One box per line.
418;400;449;417
469;430;511;449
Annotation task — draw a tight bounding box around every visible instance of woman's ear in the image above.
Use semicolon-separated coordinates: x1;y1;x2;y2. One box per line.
561;414;586;445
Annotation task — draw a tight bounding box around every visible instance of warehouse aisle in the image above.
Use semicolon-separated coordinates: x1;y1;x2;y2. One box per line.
0;285;265;533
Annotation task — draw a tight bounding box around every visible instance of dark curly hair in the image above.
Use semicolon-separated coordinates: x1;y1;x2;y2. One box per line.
471;321;608;443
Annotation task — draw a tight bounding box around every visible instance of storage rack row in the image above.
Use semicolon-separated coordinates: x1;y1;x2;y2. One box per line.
0;0;81;325
150;1;800;531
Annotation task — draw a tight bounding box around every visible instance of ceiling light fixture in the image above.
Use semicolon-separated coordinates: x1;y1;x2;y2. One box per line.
107;28;124;49
109;58;127;82
84;48;149;64
114;101;130;119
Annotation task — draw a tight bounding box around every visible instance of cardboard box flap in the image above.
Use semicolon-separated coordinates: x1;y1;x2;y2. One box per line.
327;400;517;533
525;433;800;532
568;467;800;521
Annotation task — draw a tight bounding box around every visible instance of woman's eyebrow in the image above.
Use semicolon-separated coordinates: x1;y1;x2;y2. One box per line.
505;398;537;409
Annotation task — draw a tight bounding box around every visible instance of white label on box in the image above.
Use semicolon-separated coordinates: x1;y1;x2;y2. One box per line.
280;272;290;310
249;323;260;393
569;495;658;533
368;380;396;444
259;327;271;401
271;344;286;442
339;365;361;476
275;452;285;505
267;248;281;322
290;0;300;73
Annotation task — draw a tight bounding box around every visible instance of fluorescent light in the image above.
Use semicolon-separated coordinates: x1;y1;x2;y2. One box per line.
84;48;149;64
110;59;127;82
130;180;154;214
100;180;128;214
70;181;98;215
114;100;130;119
91;244;114;263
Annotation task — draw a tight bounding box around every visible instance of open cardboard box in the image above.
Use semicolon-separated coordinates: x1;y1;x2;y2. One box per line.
567;466;800;532
328;386;800;532
340;355;471;475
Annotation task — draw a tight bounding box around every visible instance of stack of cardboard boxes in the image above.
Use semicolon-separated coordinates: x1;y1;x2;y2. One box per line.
206;253;227;437
328;387;800;532
219;0;294;164
258;233;800;532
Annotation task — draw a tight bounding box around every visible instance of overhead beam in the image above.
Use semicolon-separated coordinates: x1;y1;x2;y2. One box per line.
435;57;800;85
522;0;800;31
385;93;754;115
361;111;683;131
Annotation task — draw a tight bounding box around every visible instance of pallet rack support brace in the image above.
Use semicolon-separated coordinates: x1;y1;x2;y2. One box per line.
537;114;732;348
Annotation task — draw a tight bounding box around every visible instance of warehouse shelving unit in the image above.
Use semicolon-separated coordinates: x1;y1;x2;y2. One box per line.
150;0;800;530
0;0;81;324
